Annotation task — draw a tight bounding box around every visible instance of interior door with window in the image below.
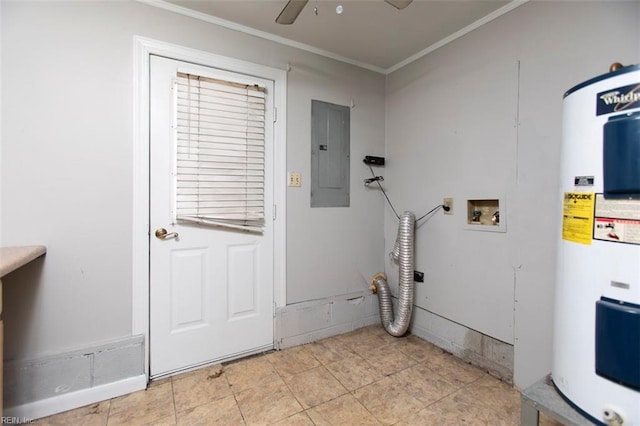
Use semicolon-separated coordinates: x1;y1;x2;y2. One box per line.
149;55;274;377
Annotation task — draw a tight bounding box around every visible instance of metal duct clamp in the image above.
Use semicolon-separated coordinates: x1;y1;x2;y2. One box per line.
370;272;386;294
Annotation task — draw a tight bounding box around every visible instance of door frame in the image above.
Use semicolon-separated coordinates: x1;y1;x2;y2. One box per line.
132;36;287;378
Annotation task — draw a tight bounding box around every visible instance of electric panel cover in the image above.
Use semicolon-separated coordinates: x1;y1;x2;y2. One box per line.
310;100;350;207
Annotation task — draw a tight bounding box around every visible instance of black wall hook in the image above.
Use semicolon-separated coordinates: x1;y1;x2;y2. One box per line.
364;176;384;185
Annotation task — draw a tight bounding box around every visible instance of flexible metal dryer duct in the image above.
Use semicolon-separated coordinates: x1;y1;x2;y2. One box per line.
370;211;415;336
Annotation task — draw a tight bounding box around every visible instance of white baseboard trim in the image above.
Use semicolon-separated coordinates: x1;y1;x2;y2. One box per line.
4;374;147;421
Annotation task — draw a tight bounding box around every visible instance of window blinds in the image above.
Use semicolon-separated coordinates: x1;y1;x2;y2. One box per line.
175;72;266;233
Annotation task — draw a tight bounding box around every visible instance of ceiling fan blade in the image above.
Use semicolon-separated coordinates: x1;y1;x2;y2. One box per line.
384;0;413;10
276;0;309;25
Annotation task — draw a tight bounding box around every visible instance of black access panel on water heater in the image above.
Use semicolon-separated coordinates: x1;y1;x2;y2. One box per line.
603;111;640;199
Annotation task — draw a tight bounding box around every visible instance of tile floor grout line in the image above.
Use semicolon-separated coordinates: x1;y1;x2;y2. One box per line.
276;360;307;416
232;393;248;425
171;366;239;420
347;388;385;425
352;365;430;425
276;346;354;418
169;376;178;424
105;397;113;425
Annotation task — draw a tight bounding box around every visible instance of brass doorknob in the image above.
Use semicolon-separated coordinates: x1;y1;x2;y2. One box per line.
155;228;179;240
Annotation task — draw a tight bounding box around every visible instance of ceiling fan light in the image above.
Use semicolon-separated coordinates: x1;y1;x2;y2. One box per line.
384;0;413;10
276;0;309;25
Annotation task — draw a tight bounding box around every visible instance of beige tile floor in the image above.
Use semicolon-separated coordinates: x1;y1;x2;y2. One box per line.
39;326;561;425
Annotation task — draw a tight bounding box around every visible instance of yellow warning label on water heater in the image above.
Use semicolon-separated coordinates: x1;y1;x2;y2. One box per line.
562;192;595;245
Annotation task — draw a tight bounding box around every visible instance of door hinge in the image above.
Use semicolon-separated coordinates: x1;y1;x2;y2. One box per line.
273;107;277;123
273;301;277;318
273;204;277;221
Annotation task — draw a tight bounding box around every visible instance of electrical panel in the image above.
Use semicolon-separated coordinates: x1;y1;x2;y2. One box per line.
310;100;350;207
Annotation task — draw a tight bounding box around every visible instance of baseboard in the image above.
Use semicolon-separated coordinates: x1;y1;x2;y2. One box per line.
275;290;380;349
4;334;145;418
410;306;514;382
4;375;147;420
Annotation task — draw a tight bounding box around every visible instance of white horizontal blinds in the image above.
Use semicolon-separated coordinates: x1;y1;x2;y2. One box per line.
175;71;266;233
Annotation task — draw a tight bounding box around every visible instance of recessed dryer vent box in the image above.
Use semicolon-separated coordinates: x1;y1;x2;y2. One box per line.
465;198;505;232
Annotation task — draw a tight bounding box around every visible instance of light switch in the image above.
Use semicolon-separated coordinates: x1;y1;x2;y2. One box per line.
288;172;301;187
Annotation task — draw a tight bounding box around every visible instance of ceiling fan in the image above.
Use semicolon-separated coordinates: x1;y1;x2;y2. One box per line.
276;0;414;25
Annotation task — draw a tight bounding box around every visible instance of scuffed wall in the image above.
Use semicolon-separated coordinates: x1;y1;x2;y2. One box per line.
385;1;640;388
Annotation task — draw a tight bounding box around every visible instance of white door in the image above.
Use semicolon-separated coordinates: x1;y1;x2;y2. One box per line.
149;55;274;377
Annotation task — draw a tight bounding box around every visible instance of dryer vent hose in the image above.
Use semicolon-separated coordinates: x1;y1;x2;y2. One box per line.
370;211;415;337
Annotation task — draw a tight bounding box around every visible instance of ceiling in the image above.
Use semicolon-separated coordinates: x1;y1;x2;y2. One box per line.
162;0;520;74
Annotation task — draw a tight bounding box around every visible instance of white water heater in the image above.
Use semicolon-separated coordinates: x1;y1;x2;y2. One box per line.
553;64;640;425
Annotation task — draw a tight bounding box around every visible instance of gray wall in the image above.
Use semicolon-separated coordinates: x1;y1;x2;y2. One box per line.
385;1;639;389
286;49;386;304
0;1;385;361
